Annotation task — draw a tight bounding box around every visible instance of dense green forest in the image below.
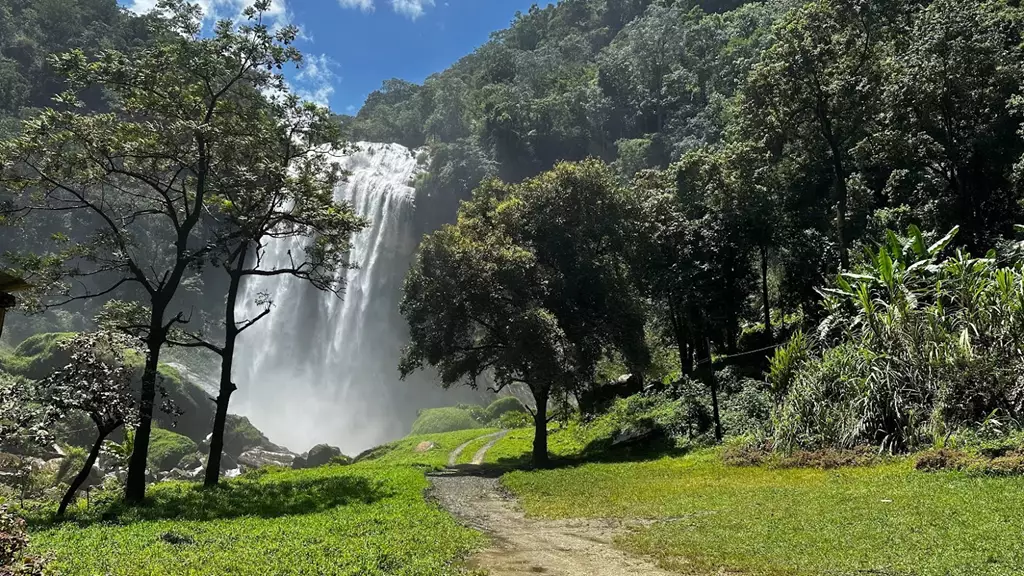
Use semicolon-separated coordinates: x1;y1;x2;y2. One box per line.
388;0;1024;460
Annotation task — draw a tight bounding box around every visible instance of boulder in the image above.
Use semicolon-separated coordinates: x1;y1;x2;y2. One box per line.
148;428;199;472
414;441;437;453
161;466;204;482
611;420;659;447
292;444;343;469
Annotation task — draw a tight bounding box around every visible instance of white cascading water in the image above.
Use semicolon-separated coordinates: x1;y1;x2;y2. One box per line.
232;142;459;455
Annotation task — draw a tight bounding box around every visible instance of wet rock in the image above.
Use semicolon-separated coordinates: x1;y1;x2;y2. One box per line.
292;444;342;469
238;447;295;470
161;466;204;482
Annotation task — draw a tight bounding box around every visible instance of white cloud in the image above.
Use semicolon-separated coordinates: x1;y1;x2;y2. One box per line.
337;0;374;12
294;53;340;107
390;0;434;20
335;0;435;20
127;0;294;29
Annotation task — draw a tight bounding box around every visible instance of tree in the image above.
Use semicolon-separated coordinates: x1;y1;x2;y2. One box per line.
401;160;648;465
0;0;308;503
740;0;886;269
38;331;141;517
870;0;1024;249
170;100;365;488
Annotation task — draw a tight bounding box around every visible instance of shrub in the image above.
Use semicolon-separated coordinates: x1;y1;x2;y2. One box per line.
485;396;528;421
915;449;974;472
455;403;488;424
0;505;47;575
772;226;1024;453
721;384;772;436
148;428;198;472
498;410;533;429
410;407;485;435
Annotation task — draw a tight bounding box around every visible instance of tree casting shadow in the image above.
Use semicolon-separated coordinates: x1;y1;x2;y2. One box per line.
42;473;392;528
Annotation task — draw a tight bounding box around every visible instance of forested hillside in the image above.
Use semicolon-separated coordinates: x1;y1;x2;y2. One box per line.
393;0;1024;459
0;0;162;340
351;0;1024;307
347;0;784;234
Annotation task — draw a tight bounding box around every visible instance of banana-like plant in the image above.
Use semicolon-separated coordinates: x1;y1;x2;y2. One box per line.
773;225;1024;452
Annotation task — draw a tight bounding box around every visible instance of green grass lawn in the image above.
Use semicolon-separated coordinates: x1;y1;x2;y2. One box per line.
499;447;1024;576
27;431;491;576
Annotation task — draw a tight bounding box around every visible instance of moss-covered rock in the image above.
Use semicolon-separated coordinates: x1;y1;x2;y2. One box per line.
149;364;214;445
410;407;485;435
148;427;198;472
223;415;273;459
2;333;216;444
0;332;75;380
292;444;343;469
177;451;203;470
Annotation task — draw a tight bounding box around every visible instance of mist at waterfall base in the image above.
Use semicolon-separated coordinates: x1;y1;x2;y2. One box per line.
231;143;472;455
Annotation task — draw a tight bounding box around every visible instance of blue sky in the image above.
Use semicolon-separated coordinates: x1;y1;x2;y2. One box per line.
123;0;541;114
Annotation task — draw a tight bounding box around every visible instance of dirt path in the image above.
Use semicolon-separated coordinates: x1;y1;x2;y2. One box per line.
448;431;505;467
429;433;677;576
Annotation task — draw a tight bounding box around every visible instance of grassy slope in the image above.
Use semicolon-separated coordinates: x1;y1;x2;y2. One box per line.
30;430;498;576
360;428;499;469
492;429;1024;576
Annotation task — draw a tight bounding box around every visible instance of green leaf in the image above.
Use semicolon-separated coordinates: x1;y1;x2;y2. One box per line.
927;226;959;256
908;224;927;259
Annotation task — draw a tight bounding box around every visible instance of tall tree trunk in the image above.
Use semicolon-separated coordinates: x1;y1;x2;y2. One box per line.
125;311;165;504
668;296;692;376
532;386;550;468
760;243;774;346
835;175;849;270
697;335;722;441
817;104;850;270
205;257;245;488
59;423;113;517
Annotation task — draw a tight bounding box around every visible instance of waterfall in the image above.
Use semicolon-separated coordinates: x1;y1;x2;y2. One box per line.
233;142;458;455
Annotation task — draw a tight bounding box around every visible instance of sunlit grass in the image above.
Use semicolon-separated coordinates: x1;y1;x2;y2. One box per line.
502;450;1024;575
359;428;499;469
28;430;495;576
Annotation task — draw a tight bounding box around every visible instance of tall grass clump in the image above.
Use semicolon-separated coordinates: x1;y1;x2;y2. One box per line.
772;226;1024;453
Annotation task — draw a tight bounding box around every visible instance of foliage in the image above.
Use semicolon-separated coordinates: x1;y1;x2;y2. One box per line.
0;505;47;576
773;226;1024;452
28;462;483;576
409;407;485;436
497;411;533;430
401;159;648;465
501;450;1024;576
0;0;347;502
484;397;528;422
146;428;197;472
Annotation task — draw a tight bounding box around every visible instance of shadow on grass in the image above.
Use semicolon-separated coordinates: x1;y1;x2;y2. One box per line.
33;472;392;528
452;434;695;475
